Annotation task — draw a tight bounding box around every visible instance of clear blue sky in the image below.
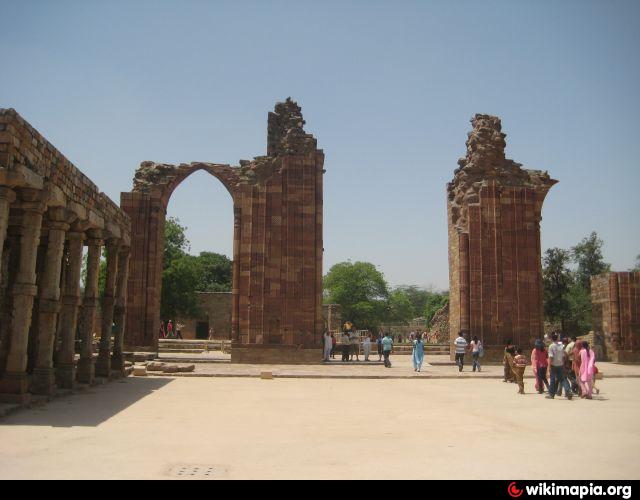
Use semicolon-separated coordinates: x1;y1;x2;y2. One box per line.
1;0;638;289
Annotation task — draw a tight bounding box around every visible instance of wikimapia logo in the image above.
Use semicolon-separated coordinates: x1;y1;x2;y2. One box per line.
507;482;632;499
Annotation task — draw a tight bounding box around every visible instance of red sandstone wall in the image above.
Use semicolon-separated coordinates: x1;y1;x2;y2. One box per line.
592;272;640;359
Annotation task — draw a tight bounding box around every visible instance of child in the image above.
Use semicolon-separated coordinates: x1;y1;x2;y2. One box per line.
513;348;528;394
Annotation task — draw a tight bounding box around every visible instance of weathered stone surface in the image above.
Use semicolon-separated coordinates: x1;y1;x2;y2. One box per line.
591;272;640;361
132;365;147;377
146;362;195;373
122;99;324;361
448;114;557;352
0;108;131;398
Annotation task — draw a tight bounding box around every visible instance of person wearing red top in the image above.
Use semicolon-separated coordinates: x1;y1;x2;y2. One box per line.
531;339;550;394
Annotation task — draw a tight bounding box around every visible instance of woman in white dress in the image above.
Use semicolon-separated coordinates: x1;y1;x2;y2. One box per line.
363;333;372;361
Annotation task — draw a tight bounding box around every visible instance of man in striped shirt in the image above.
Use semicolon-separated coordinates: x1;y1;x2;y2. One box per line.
454;332;468;372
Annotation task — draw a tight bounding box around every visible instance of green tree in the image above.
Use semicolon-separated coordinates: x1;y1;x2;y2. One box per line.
196;251;232;292
543;247;572;331
566;282;592;335
160;218;233;320
572;232;610;291
631;254;640;272
324;261;389;331
164;217;190;269
388;288;416;323
423;292;449;324
161;254;201;319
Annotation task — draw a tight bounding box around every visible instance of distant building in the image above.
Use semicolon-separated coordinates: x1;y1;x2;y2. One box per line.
177;292;232;340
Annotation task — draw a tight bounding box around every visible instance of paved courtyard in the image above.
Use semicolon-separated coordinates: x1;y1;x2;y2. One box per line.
1;376;639;480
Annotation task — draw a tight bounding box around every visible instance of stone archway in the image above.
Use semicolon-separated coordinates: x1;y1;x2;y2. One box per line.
121;99;325;362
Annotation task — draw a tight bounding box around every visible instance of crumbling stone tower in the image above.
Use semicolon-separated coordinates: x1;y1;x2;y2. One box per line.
121;99;324;363
447;115;557;357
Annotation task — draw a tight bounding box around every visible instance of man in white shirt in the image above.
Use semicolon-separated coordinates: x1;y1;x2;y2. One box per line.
454;332;468;372
546;333;573;400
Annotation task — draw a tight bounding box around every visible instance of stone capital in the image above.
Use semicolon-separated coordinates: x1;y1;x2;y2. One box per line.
65;230;86;242
0;186;16;203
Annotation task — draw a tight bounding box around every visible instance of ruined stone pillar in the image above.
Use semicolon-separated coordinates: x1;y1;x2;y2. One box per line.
231;207;241;343
31;209;69;395
0;187;16;285
458;232;471;335
76;232;103;385
111;247;130;374
55;230;84;389
0;189;46;402
447;115;556;359
96;239;119;377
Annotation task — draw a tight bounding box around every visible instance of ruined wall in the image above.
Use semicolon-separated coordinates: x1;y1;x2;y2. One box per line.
448;114;556;353
122;99;324;361
591;272;640;362
0;109;130;235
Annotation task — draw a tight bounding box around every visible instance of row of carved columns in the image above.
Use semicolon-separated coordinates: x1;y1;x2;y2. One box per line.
0;185;130;404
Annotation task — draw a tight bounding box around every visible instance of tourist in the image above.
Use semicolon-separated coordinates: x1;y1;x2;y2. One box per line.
531;339;550;394
579;341;597;399
469;336;482;372
175;328;183;340
377;333;384;362
341;331;351;362
454;331;468;372
167;320;174;339
572;339;583;397
323;331;333;362
208;327;215;341
363;333;372;361
412;333;425;372
513;348;527;394
382;332;393;368
159;321;166;339
546;333;572;400
564;336;579;394
350;332;360;362
331;333;337;359
503;340;516;383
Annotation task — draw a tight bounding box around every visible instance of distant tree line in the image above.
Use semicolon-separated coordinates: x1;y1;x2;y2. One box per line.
323;261;448;332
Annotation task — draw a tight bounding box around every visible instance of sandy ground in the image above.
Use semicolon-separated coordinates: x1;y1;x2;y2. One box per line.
0;376;638;480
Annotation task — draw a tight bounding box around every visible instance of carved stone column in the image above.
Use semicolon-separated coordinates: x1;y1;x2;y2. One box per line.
55;230;85;389
31;209;70;395
111;247;130;374
0;187;16;286
96;239;119;377
0;189;46;403
76;232;103;385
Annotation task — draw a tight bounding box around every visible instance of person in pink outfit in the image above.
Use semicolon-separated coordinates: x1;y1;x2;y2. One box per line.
579;341;596;399
531;339;550;394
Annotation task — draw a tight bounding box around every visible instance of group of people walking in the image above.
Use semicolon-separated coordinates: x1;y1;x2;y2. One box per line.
504;333;599;399
159;320;183;339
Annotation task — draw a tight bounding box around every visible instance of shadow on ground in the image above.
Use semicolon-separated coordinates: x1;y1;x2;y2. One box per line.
0;377;174;428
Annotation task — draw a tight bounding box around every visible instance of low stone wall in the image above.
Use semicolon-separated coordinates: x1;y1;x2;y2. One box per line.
231;345;323;364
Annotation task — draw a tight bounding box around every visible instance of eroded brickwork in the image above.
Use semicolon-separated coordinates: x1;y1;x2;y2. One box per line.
591;272;640;362
122;99;324;362
448;115;556;354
